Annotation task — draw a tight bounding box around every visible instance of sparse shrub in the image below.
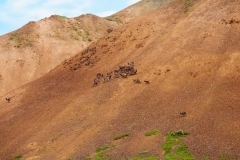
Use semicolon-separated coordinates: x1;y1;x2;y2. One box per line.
105;15;122;25
94;152;111;160
9;33;18;40
59;15;68;19
139;150;149;155
114;133;130;140
145;130;160;136
12;156;22;160
125;155;159;160
180;0;194;13
95;145;114;153
88;38;92;42
86;31;90;36
51;133;63;142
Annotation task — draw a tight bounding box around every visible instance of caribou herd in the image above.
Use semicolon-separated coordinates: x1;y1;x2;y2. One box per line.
93;62;138;86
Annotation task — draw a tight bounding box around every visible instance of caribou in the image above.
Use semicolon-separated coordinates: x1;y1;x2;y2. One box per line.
180;112;186;117
133;79;141;84
6;97;11;103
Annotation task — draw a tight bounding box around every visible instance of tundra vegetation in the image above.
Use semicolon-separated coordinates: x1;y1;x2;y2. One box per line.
105;15;122;25
82;130;234;160
12;130;234;159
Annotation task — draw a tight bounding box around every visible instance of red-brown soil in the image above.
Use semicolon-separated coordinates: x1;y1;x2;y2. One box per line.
1;0;240;159
0;14;118;97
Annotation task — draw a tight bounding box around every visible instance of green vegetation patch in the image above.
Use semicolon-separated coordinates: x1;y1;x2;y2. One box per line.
139;150;149;155
125;156;159;160
105;15;122;25
161;130;194;160
9;33;18;40
94;152;112;160
180;0;194;13
59;15;68;19
51;133;63;142
9;33;24;44
114;133;130;140
95;145;115;153
12;156;22;160
145;130;160;136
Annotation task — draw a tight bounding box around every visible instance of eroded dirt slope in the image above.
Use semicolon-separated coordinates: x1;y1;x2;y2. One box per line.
0;14;118;96
0;0;240;159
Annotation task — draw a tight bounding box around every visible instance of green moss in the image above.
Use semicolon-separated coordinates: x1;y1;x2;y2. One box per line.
139;150;149;155
161;130;194;160
105;15;122;25
145;130;160;136
9;33;18;40
94;152;111;160
59;15;68;19
86;31;90;36
125;156;159;160
114;133;130;140
12;156;22;160
95;145;114;153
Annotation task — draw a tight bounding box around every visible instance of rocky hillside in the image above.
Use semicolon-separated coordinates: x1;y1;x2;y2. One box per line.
0;0;240;159
0;14;118;96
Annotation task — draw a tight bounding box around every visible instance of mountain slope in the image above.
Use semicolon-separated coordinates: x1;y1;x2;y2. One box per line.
0;0;240;159
110;0;174;23
0;14;118;96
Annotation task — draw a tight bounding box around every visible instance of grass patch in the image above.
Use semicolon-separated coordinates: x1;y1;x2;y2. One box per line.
94;152;112;160
201;158;210;160
114;133;130;140
59;15;68;19
12;156;22;160
51;133;63;142
161;130;194;160
125;155;159;160
86;31;90;36
139;150;149;155
95;145;115;153
180;0;194;13
105;15;122;25
145;130;160;136
9;33;18;40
